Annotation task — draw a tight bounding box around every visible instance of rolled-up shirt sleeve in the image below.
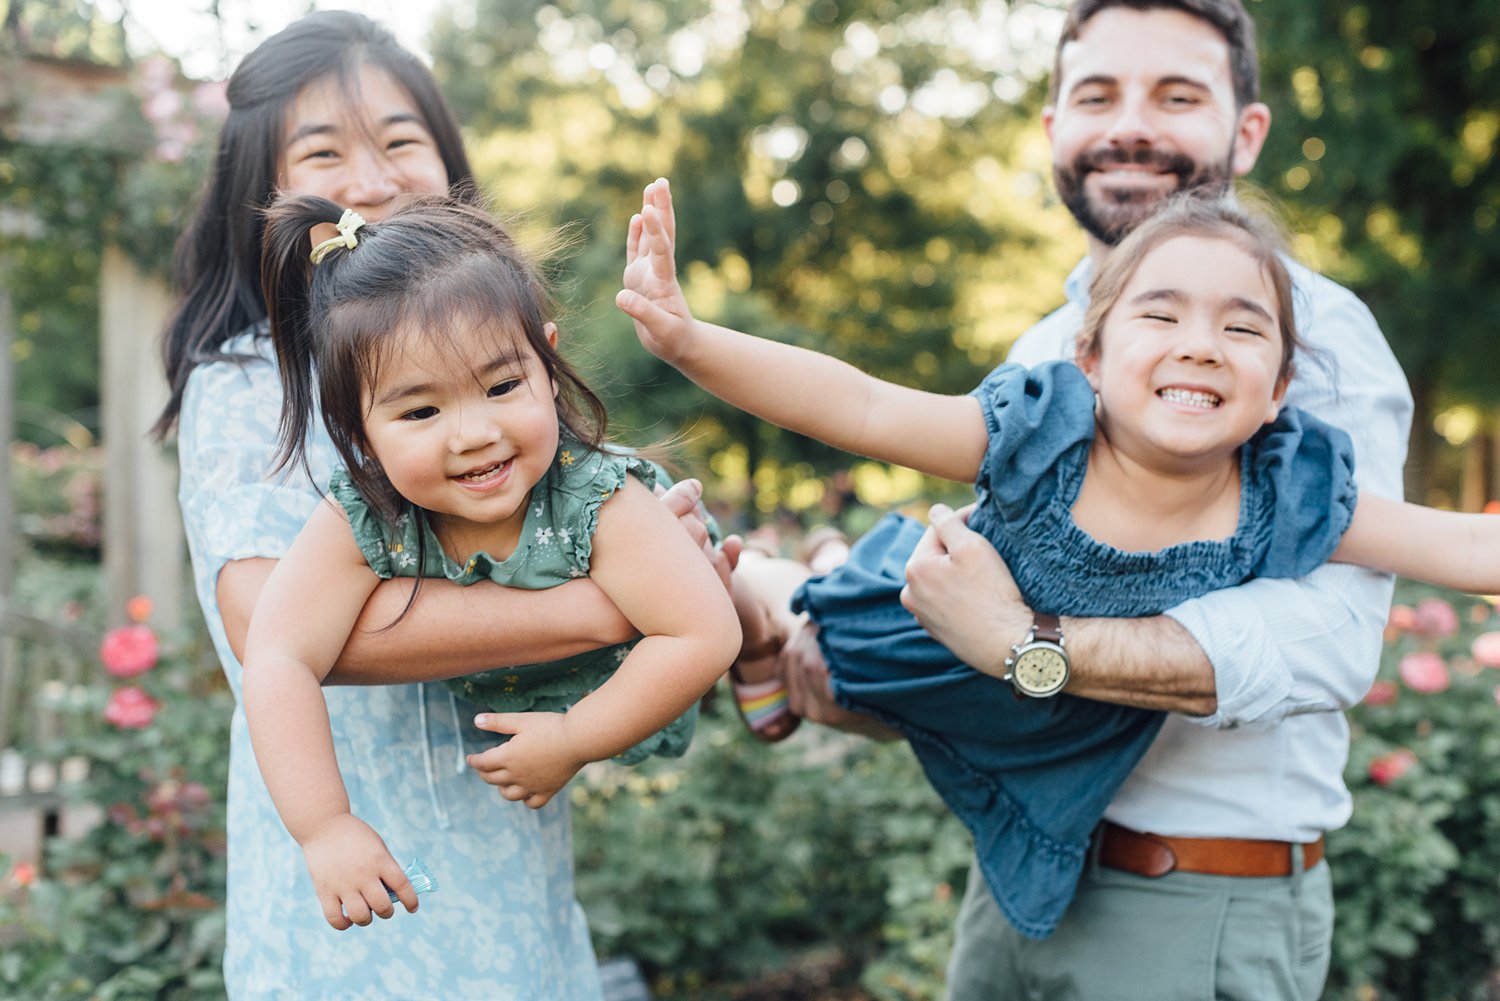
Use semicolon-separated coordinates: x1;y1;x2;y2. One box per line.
1165;267;1412;727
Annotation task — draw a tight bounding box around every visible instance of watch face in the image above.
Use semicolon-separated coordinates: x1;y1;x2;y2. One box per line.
1014;646;1068;697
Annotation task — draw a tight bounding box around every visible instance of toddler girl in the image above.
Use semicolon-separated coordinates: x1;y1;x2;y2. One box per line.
244;193;740;930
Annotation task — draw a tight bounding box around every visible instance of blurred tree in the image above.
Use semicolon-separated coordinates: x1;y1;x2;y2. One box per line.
1;0;218;440
431;0;1084;520
1253;0;1500;499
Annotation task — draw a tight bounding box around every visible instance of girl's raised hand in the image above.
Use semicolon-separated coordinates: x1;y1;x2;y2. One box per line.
467;711;589;809
299;812;418;930
617;178;698;363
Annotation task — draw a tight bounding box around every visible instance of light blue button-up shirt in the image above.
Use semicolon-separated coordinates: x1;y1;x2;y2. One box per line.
1006;257;1413;842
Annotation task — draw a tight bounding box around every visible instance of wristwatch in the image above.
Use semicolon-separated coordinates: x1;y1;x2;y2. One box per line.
1004;612;1070;698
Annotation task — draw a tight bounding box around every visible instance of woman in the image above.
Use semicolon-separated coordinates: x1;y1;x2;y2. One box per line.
155;12;714;998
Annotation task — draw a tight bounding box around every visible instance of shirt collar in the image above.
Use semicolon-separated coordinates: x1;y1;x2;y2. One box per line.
1064;257;1094;310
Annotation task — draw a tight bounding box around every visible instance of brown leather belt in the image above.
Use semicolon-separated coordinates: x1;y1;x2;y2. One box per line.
1097;821;1325;878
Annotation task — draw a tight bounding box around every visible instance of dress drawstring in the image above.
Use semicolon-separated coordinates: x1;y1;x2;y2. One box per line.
448;691;467;775
417;683;452;830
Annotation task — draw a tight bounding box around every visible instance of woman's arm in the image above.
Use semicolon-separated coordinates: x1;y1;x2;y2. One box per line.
218;478;724;682
219;558;634;683
470;477;742;807
617;179;988;483
1334;494;1500;594
241;500;419;929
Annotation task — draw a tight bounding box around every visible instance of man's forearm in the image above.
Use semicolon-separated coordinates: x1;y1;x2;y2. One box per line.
1060;613;1217;715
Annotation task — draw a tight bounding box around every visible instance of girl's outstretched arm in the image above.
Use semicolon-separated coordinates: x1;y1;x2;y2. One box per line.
468;476;741;807
242;500;419;930
616;178;988;484
1334;495;1500;594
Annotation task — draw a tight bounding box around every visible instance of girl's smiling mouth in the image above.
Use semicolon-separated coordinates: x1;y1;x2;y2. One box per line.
1157;387;1222;409
453;459;513;487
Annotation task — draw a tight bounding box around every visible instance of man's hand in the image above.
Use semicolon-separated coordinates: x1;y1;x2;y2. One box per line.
780;620;900;741
900;503;1033;680
655;477;740;592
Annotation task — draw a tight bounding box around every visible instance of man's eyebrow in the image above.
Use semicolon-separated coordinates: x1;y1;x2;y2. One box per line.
1154;74;1213;92
285;113;426;147
1065;73;1118;93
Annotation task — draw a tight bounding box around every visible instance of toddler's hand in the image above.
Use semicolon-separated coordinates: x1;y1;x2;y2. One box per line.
616;177;697;363
468;711;588;809
299;812;417;930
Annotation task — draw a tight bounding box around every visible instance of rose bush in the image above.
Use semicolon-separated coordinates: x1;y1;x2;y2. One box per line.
0;598;231;1001
1328;583;1500;1001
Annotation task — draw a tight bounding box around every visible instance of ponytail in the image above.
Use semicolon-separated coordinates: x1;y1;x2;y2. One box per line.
259;194;348;480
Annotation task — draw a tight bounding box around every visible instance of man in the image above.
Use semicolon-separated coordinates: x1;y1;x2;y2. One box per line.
779;1;1411;997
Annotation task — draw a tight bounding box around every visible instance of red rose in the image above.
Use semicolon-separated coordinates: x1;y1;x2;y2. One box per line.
1413;598;1459;640
100;625;159;678
103;687;159;729
1399;651;1451;694
1369;749;1417;787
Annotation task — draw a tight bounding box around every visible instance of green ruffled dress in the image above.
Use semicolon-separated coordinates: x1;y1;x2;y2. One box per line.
329;436;696;764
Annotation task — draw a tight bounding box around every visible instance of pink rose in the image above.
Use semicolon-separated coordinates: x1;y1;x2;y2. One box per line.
100;625;159;678
1473;631;1500;668
1363;680;1399;706
1369;749;1417;787
1413;598;1459;639
1399;651;1451;693
103;687;159;729
8;862;36;887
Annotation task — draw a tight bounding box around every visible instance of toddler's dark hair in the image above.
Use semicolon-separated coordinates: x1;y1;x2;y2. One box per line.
260;193;608;527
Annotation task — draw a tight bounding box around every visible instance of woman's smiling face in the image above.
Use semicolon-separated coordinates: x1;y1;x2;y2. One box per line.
279;63;449;219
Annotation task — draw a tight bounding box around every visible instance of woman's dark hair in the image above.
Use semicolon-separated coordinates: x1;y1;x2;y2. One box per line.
152;10;475;439
260;192;609;530
1076;193;1303;387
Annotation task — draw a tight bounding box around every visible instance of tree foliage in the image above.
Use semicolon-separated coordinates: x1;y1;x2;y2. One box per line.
430;0;1084;520
1252;0;1500;494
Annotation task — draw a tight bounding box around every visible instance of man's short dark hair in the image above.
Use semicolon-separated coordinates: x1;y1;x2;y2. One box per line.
1050;0;1260;109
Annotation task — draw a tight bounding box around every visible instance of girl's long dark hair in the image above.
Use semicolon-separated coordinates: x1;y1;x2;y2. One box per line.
259;193;610;530
152;10;475;440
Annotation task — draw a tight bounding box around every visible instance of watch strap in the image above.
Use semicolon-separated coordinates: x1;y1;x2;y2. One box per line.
1031;612;1063;645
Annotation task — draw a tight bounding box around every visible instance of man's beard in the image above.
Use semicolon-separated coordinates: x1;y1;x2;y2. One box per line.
1054;146;1235;246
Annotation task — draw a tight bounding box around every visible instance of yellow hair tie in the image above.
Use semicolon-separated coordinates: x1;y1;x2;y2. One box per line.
309;209;367;264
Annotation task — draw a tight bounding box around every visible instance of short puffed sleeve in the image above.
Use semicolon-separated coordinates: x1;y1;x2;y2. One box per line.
327;468;398;579
1244;405;1358;579
967;361;1097;529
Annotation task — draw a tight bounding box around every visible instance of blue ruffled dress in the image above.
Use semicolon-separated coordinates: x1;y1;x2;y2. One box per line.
332;436;695;764
793;361;1356;939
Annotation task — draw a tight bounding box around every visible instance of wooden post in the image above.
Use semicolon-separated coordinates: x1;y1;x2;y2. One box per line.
0;283;13;607
100;247;182;630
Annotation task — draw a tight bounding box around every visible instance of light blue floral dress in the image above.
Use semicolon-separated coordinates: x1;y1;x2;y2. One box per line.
178;329;603;1000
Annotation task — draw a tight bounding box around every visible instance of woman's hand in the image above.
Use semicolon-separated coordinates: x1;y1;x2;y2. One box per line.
299;812;417;930
616;177;699;364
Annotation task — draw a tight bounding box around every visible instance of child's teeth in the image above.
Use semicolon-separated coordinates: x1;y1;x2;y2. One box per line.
1159;388;1220;408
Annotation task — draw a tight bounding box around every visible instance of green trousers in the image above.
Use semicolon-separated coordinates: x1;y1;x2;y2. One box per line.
945;848;1334;1001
